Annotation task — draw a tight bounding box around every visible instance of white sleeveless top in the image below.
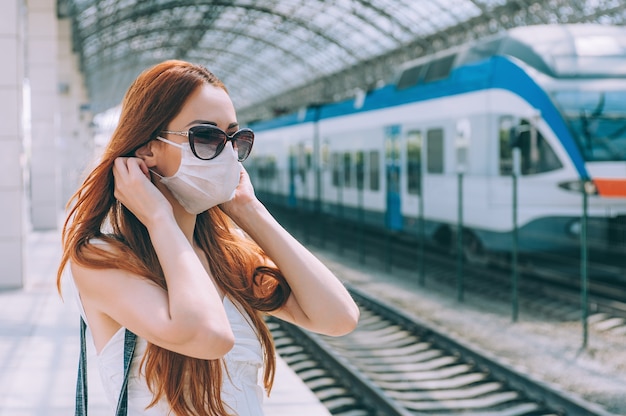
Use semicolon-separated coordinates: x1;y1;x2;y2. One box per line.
65;273;265;415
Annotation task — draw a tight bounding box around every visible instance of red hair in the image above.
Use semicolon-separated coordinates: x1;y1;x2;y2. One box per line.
57;60;290;415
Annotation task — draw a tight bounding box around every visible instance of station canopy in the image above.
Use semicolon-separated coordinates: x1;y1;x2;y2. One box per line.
58;0;626;119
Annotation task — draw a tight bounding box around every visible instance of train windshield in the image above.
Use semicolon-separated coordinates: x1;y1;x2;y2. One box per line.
551;90;626;162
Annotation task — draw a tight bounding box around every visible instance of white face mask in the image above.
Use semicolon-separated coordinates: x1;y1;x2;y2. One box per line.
152;137;242;214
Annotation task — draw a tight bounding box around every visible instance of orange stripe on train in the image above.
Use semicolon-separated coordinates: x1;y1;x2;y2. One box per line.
593;178;626;197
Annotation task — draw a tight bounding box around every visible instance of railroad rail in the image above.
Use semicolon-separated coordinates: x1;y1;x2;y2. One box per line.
268;285;615;415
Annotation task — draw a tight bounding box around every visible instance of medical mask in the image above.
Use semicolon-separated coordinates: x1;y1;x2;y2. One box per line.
152;137;242;214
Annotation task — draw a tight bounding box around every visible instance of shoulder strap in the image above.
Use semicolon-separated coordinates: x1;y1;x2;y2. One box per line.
75;318;88;416
115;327;137;415
75;317;137;416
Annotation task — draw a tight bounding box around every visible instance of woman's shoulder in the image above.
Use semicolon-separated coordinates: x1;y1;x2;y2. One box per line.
70;235;128;282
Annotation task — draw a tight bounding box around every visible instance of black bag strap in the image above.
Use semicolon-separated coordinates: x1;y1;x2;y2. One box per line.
115;326;137;415
75;317;137;416
75;318;88;416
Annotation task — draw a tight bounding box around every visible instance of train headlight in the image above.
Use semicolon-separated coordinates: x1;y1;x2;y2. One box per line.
584;181;598;195
558;180;598;195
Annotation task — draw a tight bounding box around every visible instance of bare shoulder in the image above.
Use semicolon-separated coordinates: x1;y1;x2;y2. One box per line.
70;239;123;292
69;243;168;351
70;239;163;311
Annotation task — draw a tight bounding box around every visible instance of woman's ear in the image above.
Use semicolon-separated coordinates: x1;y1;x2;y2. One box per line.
134;141;157;167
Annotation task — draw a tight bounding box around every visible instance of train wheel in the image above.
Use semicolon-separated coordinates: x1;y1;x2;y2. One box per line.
433;226;453;253
463;232;489;266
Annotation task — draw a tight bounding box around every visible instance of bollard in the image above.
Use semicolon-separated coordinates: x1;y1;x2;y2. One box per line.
418;191;425;287
511;148;520;322
580;180;592;350
358;185;365;264
457;172;464;302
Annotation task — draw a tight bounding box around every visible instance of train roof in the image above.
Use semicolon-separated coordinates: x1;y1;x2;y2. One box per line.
396;24;626;90
249;24;626;135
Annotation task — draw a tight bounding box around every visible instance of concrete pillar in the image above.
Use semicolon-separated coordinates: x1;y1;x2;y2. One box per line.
27;0;59;230
0;0;25;289
57;18;94;205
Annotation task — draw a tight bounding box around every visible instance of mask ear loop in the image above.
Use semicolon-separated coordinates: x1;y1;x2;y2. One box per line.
149;169;164;179
150;136;184;179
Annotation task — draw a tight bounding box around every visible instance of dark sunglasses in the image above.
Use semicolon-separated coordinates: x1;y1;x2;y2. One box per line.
160;124;254;162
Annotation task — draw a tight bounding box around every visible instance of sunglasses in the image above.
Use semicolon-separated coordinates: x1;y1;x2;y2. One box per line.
160;124;254;162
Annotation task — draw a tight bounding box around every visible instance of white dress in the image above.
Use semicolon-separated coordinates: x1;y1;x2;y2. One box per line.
66;274;265;415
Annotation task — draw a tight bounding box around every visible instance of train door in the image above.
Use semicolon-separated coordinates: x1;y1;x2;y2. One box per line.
492;115;563;205
401;126;424;227
490;114;568;252
491;115;523;212
385;125;403;230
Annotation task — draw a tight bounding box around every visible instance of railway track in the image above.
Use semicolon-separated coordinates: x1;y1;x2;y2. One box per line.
268;285;613;415
268;203;626;336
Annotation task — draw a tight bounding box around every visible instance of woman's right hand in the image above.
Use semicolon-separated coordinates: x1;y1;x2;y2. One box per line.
97;157;233;360
112;157;173;227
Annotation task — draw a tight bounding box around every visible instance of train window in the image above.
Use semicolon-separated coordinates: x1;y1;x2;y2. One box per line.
499;116;514;175
331;153;340;186
356;151;365;190
456;38;503;67
423;54;456;83
426;128;444;174
369;151;380;191
304;145;313;170
322;141;330;169
255;156;277;180
344;152;352;188
500;118;563;175
269;158;277;179
396;64;425;90
517;120;562;175
498;38;553;77
406;130;422;195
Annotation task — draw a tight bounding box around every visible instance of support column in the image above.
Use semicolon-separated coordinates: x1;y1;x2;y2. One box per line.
27;0;59;230
57;18;94;205
0;0;25;289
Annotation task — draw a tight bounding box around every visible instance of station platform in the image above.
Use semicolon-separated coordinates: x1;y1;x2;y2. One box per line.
0;230;330;416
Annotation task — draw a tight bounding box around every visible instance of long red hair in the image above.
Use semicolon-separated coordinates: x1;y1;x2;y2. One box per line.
57;60;290;415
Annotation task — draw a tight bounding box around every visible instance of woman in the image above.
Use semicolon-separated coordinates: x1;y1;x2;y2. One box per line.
57;60;360;416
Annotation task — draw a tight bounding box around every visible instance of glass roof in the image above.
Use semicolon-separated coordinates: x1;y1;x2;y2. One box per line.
58;0;626;115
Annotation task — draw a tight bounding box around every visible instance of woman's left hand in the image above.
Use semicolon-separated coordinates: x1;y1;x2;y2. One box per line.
221;166;360;337
219;167;259;220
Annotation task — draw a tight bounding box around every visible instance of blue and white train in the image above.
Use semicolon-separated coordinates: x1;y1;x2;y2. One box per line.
247;24;626;260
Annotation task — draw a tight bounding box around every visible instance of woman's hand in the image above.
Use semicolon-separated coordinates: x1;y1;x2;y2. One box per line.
221;166;360;336
112;157;173;227
219;166;359;336
219;166;260;221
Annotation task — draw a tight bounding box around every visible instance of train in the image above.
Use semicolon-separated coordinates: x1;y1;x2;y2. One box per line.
245;23;626;262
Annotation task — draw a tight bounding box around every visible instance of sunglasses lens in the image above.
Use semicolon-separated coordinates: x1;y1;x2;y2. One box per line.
232;129;254;161
191;126;225;159
190;125;254;161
